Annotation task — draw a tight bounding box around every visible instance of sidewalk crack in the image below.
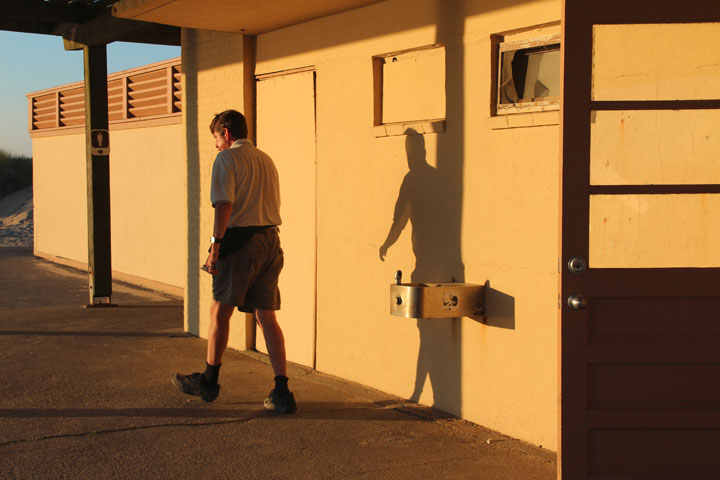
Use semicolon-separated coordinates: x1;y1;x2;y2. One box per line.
0;415;266;448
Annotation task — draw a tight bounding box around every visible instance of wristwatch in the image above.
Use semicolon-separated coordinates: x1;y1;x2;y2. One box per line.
211;236;223;244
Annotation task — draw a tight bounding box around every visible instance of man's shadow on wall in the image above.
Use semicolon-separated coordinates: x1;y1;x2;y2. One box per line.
379;128;464;409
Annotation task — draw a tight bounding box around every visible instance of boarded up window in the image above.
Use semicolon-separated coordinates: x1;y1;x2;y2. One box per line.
374;46;445;125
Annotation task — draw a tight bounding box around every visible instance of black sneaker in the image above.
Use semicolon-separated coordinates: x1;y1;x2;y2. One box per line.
171;372;220;402
264;389;297;413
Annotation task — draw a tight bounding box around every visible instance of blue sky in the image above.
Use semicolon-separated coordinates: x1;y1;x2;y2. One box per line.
0;31;181;157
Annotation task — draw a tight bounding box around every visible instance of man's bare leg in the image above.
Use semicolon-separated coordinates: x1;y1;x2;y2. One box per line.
207;300;235;365
256;309;295;412
255;309;287;377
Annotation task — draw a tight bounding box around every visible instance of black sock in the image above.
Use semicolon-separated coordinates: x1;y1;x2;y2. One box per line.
274;375;289;394
203;362;221;386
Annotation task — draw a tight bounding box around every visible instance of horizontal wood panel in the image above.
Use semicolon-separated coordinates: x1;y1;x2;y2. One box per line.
34;105;56;115
591;100;720;111
61;117;84;124
60;100;84;110
128;78;165;91
61;117;84;127
589;429;720;474
587;346;720;363
33;115;56;123
590;363;720;408
590;185;720;195
128;69;165;82
590;0;720;24
589;298;720;345
588;409;720;429
128;94;166;109
128;87;166;101
60;104;84;113
34;94;55;105
586;269;720;297
128;105;166;117
33;120;56;129
588;473;720;480
128;81;166;95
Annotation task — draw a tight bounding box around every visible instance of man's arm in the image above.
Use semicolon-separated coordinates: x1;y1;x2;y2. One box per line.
379;181;411;261
204;201;233;275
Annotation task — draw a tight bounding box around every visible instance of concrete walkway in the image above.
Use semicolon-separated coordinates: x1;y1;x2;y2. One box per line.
0;252;556;479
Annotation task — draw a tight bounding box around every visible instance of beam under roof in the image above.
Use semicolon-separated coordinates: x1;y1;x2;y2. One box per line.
0;0;95;24
0;0;180;45
112;0;388;35
0;18;71;36
63;12;180;47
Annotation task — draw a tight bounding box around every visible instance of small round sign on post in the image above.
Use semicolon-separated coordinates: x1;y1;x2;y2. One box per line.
90;129;110;156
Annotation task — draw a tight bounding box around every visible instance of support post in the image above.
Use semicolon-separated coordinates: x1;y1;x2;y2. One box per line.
243;34;257;349
83;44;112;306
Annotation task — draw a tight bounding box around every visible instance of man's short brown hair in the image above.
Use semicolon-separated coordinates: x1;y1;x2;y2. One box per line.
210;110;248;139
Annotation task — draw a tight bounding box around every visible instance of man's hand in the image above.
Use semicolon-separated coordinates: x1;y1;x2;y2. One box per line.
204;244;221;275
204;201;232;275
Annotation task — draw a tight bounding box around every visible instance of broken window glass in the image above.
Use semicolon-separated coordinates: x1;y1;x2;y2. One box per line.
499;43;560;107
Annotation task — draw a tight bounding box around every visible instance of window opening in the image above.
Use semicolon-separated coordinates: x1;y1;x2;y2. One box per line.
494;32;560;115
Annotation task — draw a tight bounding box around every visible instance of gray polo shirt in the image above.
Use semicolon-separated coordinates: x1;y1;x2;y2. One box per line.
210;139;282;228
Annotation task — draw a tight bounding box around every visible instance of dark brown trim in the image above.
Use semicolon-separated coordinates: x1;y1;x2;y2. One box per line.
589;185;720;195
591;100;720;111
586;268;720;298
591;0;720;24
588;409;720;429
587;346;720;364
559;2;593;477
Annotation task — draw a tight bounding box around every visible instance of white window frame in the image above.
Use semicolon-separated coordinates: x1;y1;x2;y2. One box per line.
495;33;561;115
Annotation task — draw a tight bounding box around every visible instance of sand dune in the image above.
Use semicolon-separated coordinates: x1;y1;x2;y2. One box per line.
0;187;33;247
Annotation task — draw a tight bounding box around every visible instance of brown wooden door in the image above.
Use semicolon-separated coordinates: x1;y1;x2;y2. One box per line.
560;2;720;478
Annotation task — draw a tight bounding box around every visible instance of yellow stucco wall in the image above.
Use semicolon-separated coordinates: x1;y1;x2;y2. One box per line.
34;134;88;263
183;0;560;450
32;122;185;292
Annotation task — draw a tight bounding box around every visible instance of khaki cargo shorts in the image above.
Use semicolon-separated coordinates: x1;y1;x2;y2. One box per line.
212;227;283;312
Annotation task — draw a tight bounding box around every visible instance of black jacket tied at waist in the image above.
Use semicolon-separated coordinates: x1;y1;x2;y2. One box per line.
213;225;275;259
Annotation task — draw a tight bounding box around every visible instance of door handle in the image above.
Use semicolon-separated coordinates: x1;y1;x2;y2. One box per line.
567;293;587;310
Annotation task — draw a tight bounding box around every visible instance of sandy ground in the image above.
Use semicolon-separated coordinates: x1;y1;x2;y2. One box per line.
0;187;33;247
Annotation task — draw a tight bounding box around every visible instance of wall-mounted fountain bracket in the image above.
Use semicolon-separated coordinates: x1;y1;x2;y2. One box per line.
390;271;488;320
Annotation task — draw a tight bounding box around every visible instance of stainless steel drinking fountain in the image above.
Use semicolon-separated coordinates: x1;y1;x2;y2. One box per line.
390;270;488;319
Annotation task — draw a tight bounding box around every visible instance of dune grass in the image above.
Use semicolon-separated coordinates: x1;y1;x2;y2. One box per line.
0;149;32;199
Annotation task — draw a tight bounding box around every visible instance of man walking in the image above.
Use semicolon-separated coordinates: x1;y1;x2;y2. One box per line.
172;109;296;413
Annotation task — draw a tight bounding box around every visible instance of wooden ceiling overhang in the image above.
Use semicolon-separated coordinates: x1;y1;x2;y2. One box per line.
111;0;389;35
